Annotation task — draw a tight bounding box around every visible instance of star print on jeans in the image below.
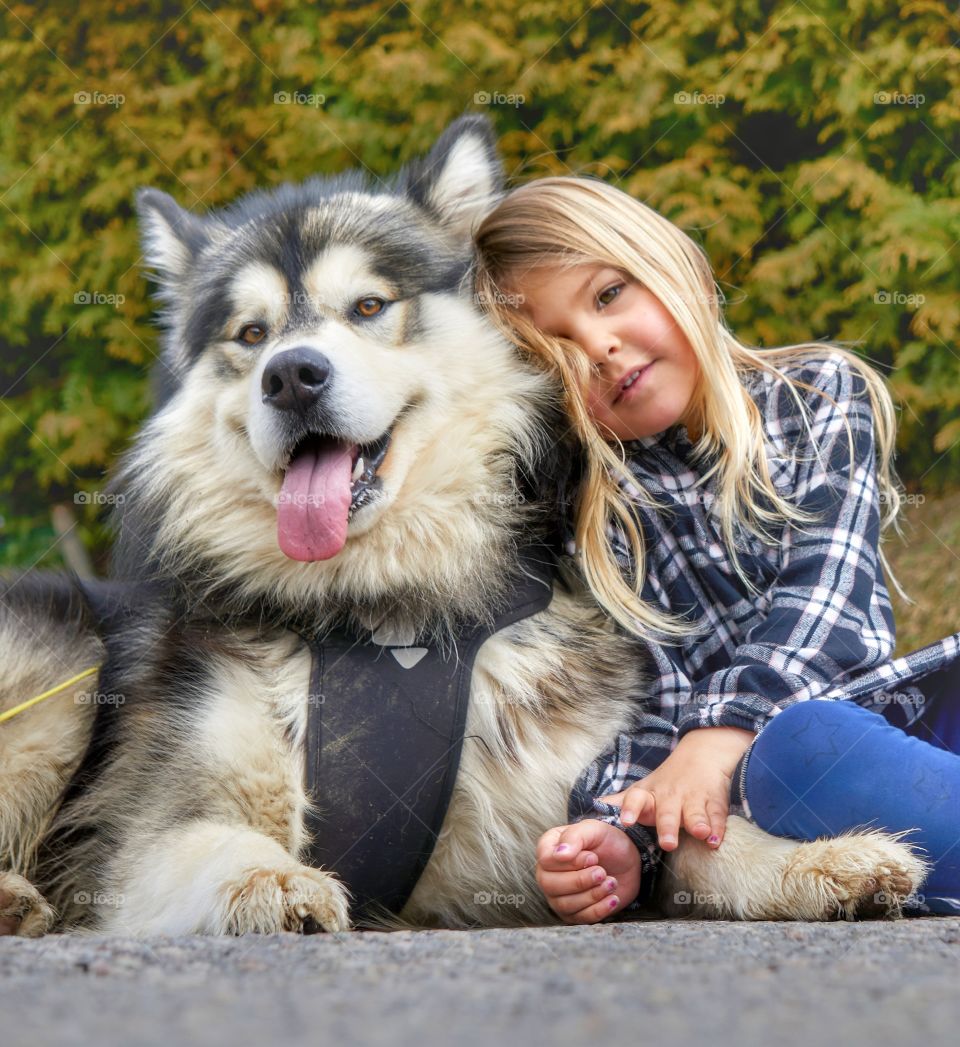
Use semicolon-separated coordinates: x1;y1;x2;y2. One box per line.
787;706;847;767
912;766;954;811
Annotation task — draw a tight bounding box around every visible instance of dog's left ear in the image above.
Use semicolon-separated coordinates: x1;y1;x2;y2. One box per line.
403;113;505;239
136;187;218;287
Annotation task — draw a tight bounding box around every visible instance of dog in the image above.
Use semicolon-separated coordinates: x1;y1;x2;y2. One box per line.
0;114;928;936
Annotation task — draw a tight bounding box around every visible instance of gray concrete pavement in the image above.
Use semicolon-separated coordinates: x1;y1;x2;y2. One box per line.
3;919;959;1047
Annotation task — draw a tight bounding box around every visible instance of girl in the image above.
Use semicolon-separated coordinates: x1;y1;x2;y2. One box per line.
472;175;960;924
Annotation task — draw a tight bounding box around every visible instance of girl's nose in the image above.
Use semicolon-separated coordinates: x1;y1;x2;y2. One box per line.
580;328;620;365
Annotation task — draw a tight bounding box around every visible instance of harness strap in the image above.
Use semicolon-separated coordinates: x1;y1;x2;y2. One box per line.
301;544;556;922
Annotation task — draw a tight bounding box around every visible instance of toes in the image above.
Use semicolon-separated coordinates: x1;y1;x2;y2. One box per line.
576;850;599;870
560;892;624;925
225;867;352;934
0;875;56;937
300;916;323;935
283;872;352;933
537;864;608;898
551;876;620;918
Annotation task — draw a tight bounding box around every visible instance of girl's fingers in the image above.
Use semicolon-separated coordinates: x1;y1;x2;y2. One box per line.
537;864;609;899
536;823;600;873
559;892;625;925
655;800;682;850
548;879;619;921
536;826;579;870
682;803;713;841
620;787;655;827
704;800;728;846
538;846;598;874
535;826;563;864
598;787;726;849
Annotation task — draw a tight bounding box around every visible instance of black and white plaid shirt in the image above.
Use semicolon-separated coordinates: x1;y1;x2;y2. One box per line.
564;352;960;903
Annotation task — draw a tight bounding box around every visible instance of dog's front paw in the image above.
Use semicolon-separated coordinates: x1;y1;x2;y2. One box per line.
783;830;930;921
222;865;352;935
0;871;57;937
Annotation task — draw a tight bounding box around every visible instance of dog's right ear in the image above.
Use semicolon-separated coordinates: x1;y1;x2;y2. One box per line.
136;187;214;285
404;113;505;240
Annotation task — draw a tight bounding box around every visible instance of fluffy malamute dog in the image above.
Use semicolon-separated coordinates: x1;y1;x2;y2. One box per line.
0;115;927;936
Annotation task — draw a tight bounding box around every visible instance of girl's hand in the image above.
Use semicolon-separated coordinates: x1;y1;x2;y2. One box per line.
535;819;643;923
601;726;755;851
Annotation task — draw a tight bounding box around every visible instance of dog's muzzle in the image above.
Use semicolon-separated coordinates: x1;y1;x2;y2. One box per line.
262;346;332;417
264;347;393;562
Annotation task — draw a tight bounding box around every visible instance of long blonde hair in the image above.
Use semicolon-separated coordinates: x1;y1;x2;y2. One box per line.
472;175;905;643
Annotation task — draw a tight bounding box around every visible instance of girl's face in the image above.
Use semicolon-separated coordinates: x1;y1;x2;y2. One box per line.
505;262;702;442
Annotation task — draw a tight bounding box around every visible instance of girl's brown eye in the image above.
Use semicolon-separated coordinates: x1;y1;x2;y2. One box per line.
355;297;385;318
598;284;622;306
238;323;267;345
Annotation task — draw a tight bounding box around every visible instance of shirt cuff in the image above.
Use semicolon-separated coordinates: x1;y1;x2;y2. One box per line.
568;786;661;911
676;693;789;739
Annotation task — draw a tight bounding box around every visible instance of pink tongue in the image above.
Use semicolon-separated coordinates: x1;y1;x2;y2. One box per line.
277;441;355;561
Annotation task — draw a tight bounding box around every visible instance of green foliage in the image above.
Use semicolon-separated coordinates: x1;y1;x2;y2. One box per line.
1;0;958;568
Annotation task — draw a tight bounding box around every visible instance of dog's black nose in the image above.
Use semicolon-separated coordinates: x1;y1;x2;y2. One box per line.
261;348;332;413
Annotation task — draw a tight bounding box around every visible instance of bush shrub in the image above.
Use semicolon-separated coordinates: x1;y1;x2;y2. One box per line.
1;0;957;568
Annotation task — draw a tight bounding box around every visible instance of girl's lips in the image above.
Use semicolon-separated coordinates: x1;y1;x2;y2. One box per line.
614;362;655;405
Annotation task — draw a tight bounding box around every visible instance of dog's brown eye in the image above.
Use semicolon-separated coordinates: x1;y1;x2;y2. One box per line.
238;323;267;345
354;297;384;318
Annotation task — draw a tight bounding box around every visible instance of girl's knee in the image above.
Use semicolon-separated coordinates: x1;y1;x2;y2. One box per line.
744;699;885;835
757;698;878;762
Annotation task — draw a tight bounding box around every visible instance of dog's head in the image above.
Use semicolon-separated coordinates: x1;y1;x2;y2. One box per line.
109;116;563;620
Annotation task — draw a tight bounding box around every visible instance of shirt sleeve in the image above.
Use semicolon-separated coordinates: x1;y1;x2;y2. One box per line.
676;353;896;739
567;732;664;909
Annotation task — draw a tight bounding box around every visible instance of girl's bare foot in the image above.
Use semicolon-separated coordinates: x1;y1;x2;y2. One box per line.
535;819;642;924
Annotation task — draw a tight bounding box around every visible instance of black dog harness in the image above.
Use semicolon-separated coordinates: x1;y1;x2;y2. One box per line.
300;544;557;922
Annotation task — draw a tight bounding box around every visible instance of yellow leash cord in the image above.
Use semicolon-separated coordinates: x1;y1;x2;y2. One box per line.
0;666;101;724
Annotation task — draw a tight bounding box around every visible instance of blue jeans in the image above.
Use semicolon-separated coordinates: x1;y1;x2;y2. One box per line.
735;661;960;914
